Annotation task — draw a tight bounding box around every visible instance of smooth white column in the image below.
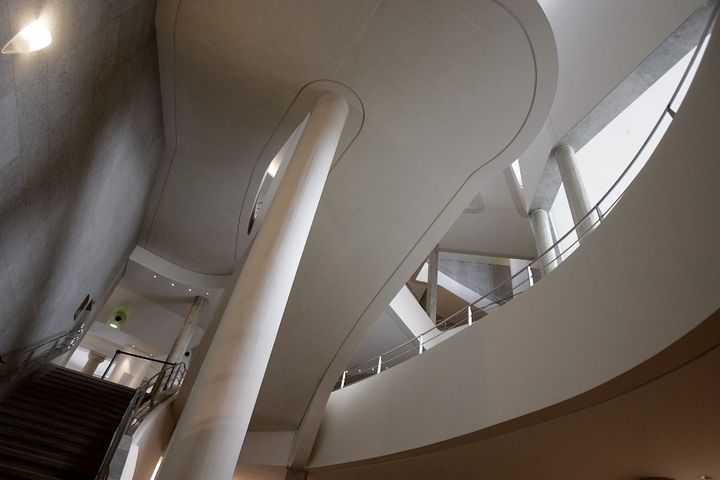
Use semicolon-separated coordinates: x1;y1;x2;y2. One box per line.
81;350;105;376
529;209;557;273
555;144;599;240
157;93;349;480
166;296;208;365
509;258;531;295
426;245;439;322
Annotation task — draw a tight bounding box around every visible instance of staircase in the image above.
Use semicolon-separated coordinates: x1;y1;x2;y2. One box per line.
0;366;135;480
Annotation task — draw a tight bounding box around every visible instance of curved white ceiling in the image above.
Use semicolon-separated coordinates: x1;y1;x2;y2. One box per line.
147;0;557;437
144;0;556;275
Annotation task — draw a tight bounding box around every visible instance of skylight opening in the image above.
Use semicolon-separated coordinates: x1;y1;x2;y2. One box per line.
511;159;524;189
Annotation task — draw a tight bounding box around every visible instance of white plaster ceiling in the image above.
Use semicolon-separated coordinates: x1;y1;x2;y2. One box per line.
144;0;555;276
89;259;224;357
147;0;557;434
440;173;536;258
121;260;223;327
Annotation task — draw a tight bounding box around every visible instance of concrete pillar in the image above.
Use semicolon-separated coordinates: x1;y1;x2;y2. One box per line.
555;144;600;240
166;296;208;365
426;245;439;322
81;350;105;376
509;258;531;295
529;209;557;273
157;93;349;480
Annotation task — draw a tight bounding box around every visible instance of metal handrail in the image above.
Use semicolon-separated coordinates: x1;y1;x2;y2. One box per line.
100;350;175;380
0;327;85;384
0;327;85;365
337;1;719;387
96;361;187;480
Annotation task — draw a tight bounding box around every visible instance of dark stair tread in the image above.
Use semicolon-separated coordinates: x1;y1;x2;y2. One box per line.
47;368;135;394
0;444;94;475
0;436;100;468
5;386;130;414
0;404;119;433
0;367;136;480
31;375;136;402
7;392;130;420
0;415;110;442
0;424;105;455
1;399;125;431
0;454;64;480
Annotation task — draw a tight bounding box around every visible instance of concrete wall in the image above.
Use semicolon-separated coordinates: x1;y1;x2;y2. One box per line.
309;17;720;467
0;1;163;354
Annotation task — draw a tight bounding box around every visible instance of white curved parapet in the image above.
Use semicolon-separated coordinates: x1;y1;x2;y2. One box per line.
309;19;720;467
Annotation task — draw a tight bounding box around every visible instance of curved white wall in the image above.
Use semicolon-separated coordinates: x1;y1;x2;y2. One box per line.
309;21;720;467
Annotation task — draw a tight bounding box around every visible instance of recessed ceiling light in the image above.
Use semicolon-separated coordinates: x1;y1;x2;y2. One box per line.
110;324;118;329
170;283;175;287
188;288;192;292
153;275;157;279
205;292;209;295
130;344;135;348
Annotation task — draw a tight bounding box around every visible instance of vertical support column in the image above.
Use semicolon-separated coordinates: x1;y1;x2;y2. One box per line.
157;93;349;480
426;245;439;323
509;258;531;295
166;296;208;365
554;144;599;240
81;351;105;376
529;209;557;274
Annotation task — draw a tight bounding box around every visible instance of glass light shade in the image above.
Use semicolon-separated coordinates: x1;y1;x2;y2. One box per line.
2;19;52;54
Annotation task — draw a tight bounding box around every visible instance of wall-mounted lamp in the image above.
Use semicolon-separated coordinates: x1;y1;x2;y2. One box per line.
2;19;52;55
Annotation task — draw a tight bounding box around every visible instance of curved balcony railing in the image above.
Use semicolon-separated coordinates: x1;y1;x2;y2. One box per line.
335;2;718;391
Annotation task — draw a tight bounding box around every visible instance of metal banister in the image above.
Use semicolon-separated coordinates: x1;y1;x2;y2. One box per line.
96;361;188;480
100;350;176;380
0;327;85;365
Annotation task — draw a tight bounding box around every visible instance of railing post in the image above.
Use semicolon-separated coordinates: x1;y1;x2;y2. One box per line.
101;350;119;380
340;370;347;388
376;356;382;375
527;266;534;287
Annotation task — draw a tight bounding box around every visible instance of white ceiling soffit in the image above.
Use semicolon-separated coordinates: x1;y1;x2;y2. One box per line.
226;0;557;437
129;245;230;289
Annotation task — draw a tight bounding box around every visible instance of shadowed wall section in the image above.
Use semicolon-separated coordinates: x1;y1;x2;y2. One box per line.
0;0;164;353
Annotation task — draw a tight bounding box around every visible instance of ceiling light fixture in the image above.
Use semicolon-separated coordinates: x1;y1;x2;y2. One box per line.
109;324;118;329
2;19;52;54
188;288;192;292
170;283;175;287
153;275;157;279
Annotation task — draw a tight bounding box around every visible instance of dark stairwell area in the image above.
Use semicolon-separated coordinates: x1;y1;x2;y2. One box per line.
0;366;135;479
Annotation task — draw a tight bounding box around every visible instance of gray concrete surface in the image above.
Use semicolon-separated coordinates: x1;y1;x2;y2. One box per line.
530;0;713;212
0;0;163;354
